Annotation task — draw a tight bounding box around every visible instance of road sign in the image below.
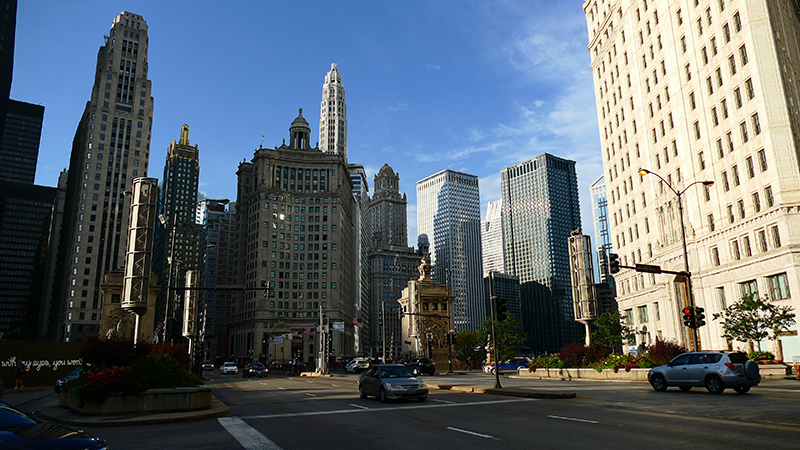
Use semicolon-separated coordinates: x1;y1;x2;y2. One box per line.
635;263;662;274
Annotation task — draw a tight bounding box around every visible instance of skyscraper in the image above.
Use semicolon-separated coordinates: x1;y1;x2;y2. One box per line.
416;169;484;332
154;124;201;340
53;12;153;342
584;0;800;354
501;154;583;353
481;199;505;276
590;176;613;285
319;63;347;159
368;164;418;359
230;109;356;364
348;163;371;356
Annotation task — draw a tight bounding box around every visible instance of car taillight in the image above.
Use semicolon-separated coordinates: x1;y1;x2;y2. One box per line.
724;363;736;371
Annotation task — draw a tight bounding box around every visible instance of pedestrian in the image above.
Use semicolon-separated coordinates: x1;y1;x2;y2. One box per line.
465;356;471;371
14;359;25;390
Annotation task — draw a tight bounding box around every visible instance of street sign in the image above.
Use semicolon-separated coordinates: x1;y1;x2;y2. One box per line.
635;263;662;274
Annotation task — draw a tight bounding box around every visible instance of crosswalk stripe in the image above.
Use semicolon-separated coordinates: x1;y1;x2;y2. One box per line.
219;416;282;450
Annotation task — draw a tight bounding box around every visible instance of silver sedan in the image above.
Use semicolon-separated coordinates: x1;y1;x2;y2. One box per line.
358;364;428;402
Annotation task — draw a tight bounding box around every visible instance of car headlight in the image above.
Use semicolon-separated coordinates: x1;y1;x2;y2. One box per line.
386;382;403;389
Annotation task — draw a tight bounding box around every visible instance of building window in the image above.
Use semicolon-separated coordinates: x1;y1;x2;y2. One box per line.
764;186;774;207
740;279;758;298
637;305;649;323
707;213;715;231
716;287;727;310
771;225;781;248
768;273;791;300
752;192;761;213
710;247;720;266
757;149;768;171
757;229;768;252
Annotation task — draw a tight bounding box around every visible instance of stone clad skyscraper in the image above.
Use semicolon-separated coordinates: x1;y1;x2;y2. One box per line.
53;12;153;342
417;169;484;333
319;63;347;159
481;199;504;276
584;0;800;355
501;154;583;353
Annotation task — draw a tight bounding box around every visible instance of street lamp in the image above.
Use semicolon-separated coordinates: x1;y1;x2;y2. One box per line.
638;168;713;351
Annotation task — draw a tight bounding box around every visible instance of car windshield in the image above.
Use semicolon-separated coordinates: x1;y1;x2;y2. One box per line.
728;353;749;363
380;366;414;378
0;405;37;429
224;363;235;367
250;364;264;369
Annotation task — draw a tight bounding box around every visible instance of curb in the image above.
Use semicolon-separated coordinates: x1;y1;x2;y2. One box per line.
35;397;230;428
430;384;576;399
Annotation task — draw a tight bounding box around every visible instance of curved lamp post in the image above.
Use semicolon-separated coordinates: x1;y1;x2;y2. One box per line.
638;169;713;351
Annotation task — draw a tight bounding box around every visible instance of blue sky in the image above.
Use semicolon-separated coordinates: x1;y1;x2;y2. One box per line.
15;0;602;244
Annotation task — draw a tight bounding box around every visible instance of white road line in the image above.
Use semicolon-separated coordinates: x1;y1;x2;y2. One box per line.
350;403;370;409
305;393;316;397
241;398;534;420
219;417;283;450
332;384;341;387
260;382;267;386
432;398;455;404
306;380;314;383
547;415;599;424
446;427;495;439
278;387;286;390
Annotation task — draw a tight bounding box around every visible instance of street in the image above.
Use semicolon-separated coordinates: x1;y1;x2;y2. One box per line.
9;373;800;449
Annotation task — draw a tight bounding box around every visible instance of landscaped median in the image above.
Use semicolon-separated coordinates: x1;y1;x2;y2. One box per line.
59;385;212;415
427;382;576;399
516;367;650;381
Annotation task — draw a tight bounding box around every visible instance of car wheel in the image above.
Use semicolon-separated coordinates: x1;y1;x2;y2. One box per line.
679;386;692;392
379;387;388;403
358;384;367;399
418;396;428;402
490;367;497;375
705;376;725;394
649;374;668;392
733;386;751;394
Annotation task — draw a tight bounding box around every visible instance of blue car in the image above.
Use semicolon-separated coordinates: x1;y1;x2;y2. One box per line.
487;357;529;374
54;366;82;393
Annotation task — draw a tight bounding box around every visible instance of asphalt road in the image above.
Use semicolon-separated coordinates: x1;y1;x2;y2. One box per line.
17;373;800;449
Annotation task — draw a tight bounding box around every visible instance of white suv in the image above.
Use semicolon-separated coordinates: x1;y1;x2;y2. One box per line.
220;361;239;375
648;351;760;394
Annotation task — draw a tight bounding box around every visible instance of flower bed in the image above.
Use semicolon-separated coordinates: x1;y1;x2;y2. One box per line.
59;385;212;415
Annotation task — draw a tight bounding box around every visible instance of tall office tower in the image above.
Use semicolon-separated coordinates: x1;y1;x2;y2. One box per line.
368;164;418;359
501;154;583;353
590;175;618;316
53;11;153;342
481;199;505;276
154;124;201;340
0;0;15;99
483;272;522;331
197;199;236;362
590;176;613;285
319;63;347;159
231;109;356;364
348;163;371;356
584;1;800;354
417;169;484;332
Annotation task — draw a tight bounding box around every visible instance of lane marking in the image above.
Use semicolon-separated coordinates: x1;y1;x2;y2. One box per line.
219;416;283;450
446;427;495;439
306;380;314;383
305;393;317;397
547;415;599;424
260;382;267;386
332;384;341;387
433;398;455;404
241;398;535;420
350;403;369;409
278;387;286;390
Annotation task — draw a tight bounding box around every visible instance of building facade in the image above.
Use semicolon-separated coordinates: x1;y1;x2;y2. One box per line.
584;0;800;357
53;11;153;342
348;163;371;356
230;109;356;365
501;154;584;353
154;124;201;341
416;169;484;333
368;164;418;359
481;199;505;276
319;63;347;159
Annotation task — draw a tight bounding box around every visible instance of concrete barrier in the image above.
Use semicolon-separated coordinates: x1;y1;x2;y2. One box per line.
59;385;212;415
518;367;650;381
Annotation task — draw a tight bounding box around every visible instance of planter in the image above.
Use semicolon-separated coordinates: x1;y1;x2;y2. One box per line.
59;385;212;415
519;367;650;381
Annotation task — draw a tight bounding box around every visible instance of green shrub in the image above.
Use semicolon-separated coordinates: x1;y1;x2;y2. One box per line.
530;355;564;369
748;351;775;361
128;355;202;389
77;366;148;406
557;343;611;367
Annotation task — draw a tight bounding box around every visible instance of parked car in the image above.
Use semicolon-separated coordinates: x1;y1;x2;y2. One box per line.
486;357;530;374
405;357;436;376
201;360;214;371
346;358;370;373
648;351;760;394
358;364;428;402
220;361;239;375
54;366;83;394
243;363;268;378
0;402;107;449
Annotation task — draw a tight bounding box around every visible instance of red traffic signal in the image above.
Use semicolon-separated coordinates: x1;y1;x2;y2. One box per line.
682;306;696;328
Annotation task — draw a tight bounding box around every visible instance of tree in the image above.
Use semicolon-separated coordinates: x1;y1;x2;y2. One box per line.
712;294;795;351
591;310;636;350
453;331;481;362
474;315;527;360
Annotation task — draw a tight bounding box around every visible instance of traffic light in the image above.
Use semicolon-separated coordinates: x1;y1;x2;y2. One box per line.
695;307;706;327
494;297;507;320
682;306;696;328
609;253;620;274
261;280;269;299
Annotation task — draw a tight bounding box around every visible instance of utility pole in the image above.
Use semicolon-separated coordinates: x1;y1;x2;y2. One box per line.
489;272;501;389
